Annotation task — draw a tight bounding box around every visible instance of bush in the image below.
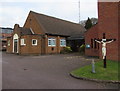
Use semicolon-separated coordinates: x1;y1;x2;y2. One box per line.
60;46;72;54
79;44;85;53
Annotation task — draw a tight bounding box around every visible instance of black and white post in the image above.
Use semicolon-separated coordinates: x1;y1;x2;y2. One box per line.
95;33;116;68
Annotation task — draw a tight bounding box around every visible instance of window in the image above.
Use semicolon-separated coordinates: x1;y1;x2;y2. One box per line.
98;43;99;49
8;40;10;46
48;38;56;46
21;39;26;45
91;39;93;48
60;39;66;47
94;38;97;49
32;39;37;45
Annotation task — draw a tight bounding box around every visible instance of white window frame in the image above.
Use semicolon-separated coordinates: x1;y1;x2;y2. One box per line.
60;39;66;47
48;38;56;47
8;40;10;46
21;39;26;46
32;39;37;46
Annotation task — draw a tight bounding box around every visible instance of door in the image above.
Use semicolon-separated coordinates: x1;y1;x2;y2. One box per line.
14;39;18;53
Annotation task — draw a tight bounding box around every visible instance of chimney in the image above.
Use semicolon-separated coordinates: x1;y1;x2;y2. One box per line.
14;24;19;29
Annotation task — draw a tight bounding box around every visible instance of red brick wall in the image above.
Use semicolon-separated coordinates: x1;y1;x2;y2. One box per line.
85;24;99;57
45;35;66;54
7;23;67;55
85;2;119;61
6;24;20;53
6;37;13;53
98;2;119;61
118;2;120;61
24;12;45;34
19;35;41;55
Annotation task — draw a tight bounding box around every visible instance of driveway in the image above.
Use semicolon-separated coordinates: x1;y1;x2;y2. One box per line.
2;52;119;89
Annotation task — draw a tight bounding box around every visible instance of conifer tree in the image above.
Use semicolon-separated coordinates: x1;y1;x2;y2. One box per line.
85;17;92;29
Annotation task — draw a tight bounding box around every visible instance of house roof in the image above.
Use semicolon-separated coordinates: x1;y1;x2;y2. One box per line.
85;23;98;34
30;11;86;38
18;27;32;35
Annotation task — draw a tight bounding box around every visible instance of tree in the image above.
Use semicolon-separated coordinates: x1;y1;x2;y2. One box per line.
91;18;98;25
80;18;98;27
84;17;93;29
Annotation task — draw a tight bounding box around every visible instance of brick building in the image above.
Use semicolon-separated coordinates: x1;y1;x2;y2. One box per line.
85;1;120;61
7;11;86;55
0;27;13;51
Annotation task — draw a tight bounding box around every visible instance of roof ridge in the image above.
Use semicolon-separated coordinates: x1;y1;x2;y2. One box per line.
19;27;30;29
28;10;86;37
30;11;47;33
30;11;82;26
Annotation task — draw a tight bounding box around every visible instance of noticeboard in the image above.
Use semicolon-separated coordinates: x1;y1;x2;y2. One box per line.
86;44;90;49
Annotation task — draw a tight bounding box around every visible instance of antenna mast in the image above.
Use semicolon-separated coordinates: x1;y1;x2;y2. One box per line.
79;0;80;24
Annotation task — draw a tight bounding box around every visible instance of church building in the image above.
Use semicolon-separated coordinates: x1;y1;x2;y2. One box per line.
85;1;120;61
7;11;85;55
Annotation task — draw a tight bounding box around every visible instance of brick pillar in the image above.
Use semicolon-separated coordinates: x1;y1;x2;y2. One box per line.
118;1;120;61
18;38;21;54
45;35;48;54
57;36;60;53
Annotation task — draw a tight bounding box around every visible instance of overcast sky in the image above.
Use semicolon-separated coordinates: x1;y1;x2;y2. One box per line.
0;0;98;28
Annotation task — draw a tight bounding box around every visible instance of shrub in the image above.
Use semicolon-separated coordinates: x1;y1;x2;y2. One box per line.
79;44;85;53
60;46;72;54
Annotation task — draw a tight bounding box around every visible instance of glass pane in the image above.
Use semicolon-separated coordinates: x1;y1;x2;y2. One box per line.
48;40;51;45
33;40;36;44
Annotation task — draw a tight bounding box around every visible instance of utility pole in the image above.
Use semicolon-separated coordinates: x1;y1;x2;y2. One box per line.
79;0;80;24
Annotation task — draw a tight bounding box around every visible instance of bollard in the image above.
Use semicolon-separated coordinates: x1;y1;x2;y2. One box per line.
92;59;95;73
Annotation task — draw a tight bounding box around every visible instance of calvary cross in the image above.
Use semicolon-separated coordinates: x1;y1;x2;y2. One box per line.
95;33;116;68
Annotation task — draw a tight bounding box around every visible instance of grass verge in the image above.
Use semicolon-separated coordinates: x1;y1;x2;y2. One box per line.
71;60;119;81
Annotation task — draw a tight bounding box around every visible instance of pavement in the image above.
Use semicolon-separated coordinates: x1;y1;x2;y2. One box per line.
2;52;119;89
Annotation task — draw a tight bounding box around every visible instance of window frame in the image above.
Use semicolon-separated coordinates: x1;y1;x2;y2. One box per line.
32;39;37;46
21;38;26;46
60;39;66;47
48;38;56;47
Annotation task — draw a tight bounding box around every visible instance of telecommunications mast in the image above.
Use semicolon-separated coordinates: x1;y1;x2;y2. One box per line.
79;0;80;24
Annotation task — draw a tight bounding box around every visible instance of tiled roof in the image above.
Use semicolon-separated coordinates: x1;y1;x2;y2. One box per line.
19;27;32;35
30;11;86;38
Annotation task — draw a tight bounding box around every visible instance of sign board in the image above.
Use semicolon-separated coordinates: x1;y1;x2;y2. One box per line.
86;44;90;49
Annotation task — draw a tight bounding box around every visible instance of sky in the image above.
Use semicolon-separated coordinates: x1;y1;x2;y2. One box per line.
0;0;98;28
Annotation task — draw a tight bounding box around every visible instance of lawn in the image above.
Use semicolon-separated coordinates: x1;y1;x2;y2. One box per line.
71;60;119;81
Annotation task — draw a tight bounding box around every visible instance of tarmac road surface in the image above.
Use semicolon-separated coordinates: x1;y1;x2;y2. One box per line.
2;52;119;89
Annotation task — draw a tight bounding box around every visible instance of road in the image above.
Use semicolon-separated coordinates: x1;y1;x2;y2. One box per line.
2;52;119;89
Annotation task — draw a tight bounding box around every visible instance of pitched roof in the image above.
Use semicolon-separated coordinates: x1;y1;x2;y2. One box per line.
18;27;32;35
30;11;86;38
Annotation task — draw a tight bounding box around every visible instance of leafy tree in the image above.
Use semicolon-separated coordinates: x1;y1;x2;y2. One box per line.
84;17;93;29
91;18;98;25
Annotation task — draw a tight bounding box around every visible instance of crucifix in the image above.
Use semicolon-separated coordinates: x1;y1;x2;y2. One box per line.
95;33;116;68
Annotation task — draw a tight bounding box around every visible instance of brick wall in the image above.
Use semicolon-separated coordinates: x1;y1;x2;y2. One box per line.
118;2;120;61
7;24;20;53
24;12;45;34
98;2;119;61
85;2;119;61
6;37;13;53
45;35;66;54
85;24;99;57
19;35;41;55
